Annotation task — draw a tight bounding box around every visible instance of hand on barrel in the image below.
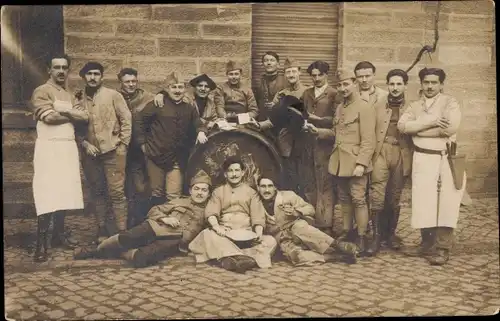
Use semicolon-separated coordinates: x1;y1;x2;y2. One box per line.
247;118;261;131
196;131;208;144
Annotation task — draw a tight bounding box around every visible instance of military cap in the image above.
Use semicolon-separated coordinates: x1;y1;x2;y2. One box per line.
283;58;301;70
79;61;104;78
164;71;183;86
418;67;446;83
190;169;212;187
307;60;330;75
226;60;243;74
189;73;217;91
334;68;357;83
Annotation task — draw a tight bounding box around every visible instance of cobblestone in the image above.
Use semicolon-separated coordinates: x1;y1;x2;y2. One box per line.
3;198;499;318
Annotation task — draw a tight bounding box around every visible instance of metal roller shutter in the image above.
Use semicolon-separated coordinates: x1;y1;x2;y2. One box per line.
251;3;339;90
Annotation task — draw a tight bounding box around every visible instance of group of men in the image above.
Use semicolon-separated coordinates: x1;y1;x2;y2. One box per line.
29;49;465;272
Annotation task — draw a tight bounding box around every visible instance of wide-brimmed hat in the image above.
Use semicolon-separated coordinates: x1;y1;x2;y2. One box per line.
189;74;217;90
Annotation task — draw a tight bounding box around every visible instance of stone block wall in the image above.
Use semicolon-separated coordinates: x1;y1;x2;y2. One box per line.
339;1;497;197
63;4;252;93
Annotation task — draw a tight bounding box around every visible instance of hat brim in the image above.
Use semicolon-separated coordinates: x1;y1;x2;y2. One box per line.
189;75;217;91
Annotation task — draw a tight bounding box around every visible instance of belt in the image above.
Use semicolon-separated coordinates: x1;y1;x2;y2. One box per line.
383;136;399;145
414;145;447;155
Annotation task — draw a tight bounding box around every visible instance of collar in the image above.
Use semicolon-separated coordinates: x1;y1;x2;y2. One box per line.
314;83;328;96
263;72;279;82
120;88;141;101
288;82;301;91
46;79;67;91
344;91;359;106
423;93;441;108
85;85;102;99
226;81;241;89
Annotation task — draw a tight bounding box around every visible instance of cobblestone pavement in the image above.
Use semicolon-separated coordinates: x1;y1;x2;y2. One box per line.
4;198;499;319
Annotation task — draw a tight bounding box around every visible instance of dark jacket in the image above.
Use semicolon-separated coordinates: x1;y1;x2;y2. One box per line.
134;95;207;172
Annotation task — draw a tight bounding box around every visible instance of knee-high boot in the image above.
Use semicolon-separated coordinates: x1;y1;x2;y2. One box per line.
387;206;403;250
34;214;51;262
366;210;382;256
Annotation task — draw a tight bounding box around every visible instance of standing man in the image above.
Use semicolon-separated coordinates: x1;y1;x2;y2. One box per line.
154;73;225;128
76;61;132;243
258;51;287;120
272;58;310;104
257;177;358;266
30;53;88;261
315;68;376;254
250;95;308;195
354;61;388;106
398;67;466;266
189;156;277;274
135;72;208;210
214;60;259;121
117;68;155;228
366;69;413;256
299;60;339;234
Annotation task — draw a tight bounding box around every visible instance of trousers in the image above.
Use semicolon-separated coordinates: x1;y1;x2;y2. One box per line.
146;157;183;201
82;149;128;238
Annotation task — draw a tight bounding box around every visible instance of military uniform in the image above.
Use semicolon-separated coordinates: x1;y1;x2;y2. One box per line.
120;88;155;228
325;69;376;253
300;83;338;231
360;85;388;107
258;70;287;120
368;94;413;253
214;61;259;120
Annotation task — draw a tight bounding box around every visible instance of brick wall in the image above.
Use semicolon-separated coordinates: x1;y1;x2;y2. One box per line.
339;1;497;197
63;4;252;93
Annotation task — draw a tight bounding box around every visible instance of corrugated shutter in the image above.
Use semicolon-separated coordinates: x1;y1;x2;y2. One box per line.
251;3;339;90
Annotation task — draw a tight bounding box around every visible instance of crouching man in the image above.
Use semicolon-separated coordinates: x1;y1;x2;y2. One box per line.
257;177;358;266
74;170;212;268
189;156;277;274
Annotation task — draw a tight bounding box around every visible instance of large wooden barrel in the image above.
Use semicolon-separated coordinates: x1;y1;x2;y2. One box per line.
185;126;284;191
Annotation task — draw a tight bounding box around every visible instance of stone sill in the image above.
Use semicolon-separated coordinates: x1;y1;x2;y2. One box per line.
2;106;36;129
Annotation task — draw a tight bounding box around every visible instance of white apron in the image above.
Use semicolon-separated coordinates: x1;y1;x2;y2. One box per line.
33;121;84;215
410;147;466;229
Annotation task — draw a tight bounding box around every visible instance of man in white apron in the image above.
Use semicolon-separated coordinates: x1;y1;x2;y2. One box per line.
30;53;88;262
398;67;466;266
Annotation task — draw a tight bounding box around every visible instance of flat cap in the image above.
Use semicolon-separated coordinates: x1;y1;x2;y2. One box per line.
189;73;217;90
307;60;330;75
283;58;301;70
79;61;104;78
226;60;243;73
334;68;357;83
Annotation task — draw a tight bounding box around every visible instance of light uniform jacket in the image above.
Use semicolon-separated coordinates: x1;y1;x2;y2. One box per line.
360;85;388;107
372;98;413;178
398;93;465;229
324;92;376;177
298;85;339;228
184;91;224;126
147;197;206;242
264;191;316;237
75;86;132;154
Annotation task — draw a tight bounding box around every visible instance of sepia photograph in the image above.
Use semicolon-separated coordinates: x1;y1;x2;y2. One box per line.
2;1;498;319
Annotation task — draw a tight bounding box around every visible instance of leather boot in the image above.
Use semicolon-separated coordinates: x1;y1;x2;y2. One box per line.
331;240;358;264
51;212;79;249
386;207;403;250
427;248;449;266
121;249;145;267
34;215;50;262
356;235;368;256
95;234;123;258
366;210;382;257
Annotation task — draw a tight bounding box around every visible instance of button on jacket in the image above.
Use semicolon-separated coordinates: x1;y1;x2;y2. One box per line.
214;81;259;119
76;86;132;155
324;92;376;177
